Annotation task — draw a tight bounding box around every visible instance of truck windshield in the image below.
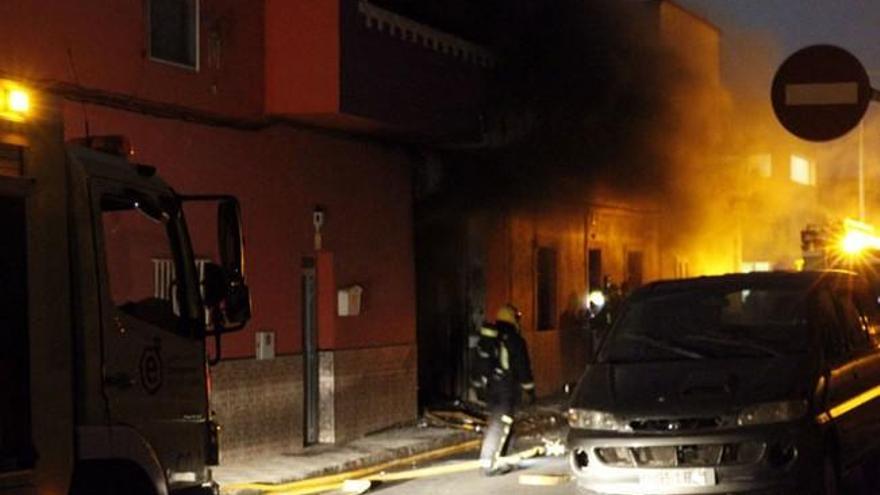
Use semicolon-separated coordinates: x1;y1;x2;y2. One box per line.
101;194;198;335
598;286;810;363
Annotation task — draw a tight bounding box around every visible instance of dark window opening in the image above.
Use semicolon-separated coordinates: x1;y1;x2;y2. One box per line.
537;247;558;331
588;249;602;291
0;197;32;472
626;251;644;290
149;0;198;68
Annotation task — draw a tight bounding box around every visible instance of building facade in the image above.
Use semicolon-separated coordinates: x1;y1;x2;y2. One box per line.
0;0;489;461
414;0;729;406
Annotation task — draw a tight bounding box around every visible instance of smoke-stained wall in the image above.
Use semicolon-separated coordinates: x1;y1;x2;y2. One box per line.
414;0;740;403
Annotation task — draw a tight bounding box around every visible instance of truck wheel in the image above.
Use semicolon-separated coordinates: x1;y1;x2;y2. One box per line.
70;460;156;495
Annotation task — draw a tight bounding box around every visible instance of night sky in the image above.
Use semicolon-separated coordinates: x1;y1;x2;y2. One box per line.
675;0;880;218
678;1;880;88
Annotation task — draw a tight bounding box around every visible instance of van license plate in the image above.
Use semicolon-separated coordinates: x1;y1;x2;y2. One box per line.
639;468;716;487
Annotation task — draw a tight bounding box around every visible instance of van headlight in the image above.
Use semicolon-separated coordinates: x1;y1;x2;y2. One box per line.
736;400;808;426
567;408;632;432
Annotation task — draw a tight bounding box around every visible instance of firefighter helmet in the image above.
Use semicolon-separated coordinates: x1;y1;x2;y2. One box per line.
496;304;522;329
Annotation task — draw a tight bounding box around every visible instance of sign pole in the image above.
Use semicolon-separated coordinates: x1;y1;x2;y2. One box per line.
859;120;866;221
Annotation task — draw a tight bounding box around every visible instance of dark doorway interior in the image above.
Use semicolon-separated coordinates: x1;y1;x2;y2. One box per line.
626;251;644;289
588;248;602;291
0;197;31;471
415;216;470;409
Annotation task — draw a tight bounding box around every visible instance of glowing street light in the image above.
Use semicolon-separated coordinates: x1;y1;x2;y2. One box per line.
1;83;32;122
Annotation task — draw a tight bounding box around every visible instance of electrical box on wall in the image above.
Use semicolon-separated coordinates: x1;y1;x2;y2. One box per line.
337;285;364;316
255;330;275;360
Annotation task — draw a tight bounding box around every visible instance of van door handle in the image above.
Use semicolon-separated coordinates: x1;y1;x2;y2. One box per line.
105;372;135;389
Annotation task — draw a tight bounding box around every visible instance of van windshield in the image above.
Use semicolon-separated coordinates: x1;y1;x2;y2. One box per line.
598;287;811;363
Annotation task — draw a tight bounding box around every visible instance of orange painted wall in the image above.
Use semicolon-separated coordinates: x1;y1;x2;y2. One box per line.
0;0;265;118
265;0;340;116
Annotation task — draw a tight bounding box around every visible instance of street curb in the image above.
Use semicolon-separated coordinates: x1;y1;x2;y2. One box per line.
221;430;479;495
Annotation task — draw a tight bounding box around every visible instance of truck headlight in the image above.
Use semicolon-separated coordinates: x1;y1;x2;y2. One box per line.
736;400;807;426
568;408;632;432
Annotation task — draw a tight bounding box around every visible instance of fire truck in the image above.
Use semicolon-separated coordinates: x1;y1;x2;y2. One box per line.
0;81;251;494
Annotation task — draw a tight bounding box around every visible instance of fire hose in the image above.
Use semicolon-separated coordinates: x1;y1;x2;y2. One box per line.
422;406;564;436
223;441;561;495
224;407;569;495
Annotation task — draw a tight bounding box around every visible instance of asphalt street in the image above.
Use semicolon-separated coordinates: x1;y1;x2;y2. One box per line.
360;449;878;495
367;454;575;495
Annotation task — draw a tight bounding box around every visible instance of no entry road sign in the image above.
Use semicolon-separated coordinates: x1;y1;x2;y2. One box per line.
772;45;875;142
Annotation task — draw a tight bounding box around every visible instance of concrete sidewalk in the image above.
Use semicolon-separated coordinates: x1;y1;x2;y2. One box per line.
214;425;479;493
214;402;567;494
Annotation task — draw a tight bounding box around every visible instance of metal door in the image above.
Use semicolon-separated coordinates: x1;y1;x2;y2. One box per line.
302;257;319;445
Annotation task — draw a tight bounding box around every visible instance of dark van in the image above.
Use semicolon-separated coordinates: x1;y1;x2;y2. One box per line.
567;271;880;495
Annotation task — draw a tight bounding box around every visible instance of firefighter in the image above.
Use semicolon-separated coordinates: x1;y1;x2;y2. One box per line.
472;303;535;476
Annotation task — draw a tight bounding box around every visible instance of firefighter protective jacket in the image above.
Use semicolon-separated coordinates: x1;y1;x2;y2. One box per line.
472;321;535;408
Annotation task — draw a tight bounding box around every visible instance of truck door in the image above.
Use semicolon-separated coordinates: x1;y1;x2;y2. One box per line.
91;179;209;487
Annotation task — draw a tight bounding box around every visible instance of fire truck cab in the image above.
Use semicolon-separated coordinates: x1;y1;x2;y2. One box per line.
0;82;250;495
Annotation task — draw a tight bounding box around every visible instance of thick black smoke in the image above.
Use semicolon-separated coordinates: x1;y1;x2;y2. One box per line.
427;0;705;208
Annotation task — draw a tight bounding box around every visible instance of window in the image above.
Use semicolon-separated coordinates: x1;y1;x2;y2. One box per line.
626;251;644;289
588;249;602;291
0;197;33;471
852;285;880;349
834;289;870;352
536;247;558;330
790;154;816;186
747;154;772;178
813;289;846;362
675;256;689;279
101;194;187;334
149;0;199;69
600;286;812;363
741;261;772;273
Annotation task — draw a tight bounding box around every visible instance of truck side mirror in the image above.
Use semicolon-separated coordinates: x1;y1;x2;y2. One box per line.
214;198;251;330
218;199;244;276
179;193;252;337
202;262;226;308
